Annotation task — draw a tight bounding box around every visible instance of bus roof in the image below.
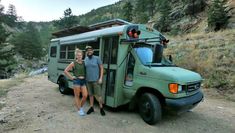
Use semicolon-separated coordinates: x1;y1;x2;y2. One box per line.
51;25;128;45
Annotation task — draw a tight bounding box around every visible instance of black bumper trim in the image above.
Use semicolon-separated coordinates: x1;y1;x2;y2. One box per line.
165;91;204;112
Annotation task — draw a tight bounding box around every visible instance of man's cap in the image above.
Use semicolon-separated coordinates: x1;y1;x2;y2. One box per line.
85;46;93;51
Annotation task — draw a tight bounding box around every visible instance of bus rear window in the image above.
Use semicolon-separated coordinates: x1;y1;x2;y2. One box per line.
50;46;57;57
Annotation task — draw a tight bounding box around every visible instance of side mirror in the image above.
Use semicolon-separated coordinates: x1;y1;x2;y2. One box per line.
168;55;173;62
154;44;163;63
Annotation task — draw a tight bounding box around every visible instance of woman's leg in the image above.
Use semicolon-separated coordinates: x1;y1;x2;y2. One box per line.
80;85;88;107
73;86;81;110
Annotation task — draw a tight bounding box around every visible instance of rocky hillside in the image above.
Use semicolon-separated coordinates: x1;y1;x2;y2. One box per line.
76;0;235;33
165;29;235;100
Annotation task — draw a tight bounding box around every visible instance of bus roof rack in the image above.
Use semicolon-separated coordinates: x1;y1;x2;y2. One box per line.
52;25;92;38
52;19;131;38
89;19;132;30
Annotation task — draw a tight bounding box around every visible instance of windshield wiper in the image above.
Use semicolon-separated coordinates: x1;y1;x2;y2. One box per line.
148;64;176;67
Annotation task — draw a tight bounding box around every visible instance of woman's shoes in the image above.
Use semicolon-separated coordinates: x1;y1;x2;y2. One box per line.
78;107;85;116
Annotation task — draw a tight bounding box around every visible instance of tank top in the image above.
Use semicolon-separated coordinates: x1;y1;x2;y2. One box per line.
73;61;85;77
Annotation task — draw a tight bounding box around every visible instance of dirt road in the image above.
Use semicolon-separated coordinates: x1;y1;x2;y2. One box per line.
0;75;235;133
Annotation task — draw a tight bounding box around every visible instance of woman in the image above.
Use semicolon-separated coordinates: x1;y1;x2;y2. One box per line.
64;49;88;116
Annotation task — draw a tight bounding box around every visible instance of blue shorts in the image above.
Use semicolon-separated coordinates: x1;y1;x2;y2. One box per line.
73;79;86;86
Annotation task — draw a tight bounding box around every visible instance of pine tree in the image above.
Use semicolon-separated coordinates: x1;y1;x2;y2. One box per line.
5;4;17;26
7;4;17;16
39;23;53;56
54;8;79;29
0;0;16;78
208;0;229;31
0;22;16;78
146;0;156;18
64;8;72;17
134;0;149;23
11;22;43;59
123;2;133;22
0;1;4;16
182;0;206;16
156;0;172;32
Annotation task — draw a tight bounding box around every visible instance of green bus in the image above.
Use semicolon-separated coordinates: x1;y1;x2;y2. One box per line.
48;20;203;125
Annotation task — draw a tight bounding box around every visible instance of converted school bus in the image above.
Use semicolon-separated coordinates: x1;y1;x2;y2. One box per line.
48;19;204;125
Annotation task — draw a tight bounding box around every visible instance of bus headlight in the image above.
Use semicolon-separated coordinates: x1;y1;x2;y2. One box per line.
169;83;182;94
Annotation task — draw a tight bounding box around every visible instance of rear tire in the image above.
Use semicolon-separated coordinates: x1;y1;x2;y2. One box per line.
58;77;70;94
139;93;162;125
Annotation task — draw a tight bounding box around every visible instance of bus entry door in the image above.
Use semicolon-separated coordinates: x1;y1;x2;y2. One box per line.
102;36;119;107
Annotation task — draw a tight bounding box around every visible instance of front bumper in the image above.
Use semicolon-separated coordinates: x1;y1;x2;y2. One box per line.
165;91;204;114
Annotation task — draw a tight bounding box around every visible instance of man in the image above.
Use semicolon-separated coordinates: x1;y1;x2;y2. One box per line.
85;46;105;116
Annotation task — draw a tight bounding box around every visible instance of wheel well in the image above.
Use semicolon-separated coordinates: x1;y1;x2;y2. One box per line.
135;87;166;106
57;75;65;84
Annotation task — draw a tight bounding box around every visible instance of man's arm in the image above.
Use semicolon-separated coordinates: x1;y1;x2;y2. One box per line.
98;64;103;84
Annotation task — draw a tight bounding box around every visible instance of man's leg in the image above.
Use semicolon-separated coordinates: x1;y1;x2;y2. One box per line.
94;82;105;116
87;82;94;114
89;95;94;107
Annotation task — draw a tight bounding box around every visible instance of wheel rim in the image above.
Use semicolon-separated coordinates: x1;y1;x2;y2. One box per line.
140;99;152;119
59;80;65;92
139;93;162;124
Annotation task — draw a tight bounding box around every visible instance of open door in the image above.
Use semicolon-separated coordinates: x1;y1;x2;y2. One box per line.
124;53;135;87
102;36;119;107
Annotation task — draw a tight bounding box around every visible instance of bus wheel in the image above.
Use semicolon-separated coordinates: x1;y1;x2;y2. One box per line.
58;77;70;94
138;93;162;125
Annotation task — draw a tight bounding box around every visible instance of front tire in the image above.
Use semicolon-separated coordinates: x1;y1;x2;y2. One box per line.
58;77;70;94
139;93;162;125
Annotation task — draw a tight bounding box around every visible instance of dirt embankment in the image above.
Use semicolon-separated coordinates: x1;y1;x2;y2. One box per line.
0;75;235;133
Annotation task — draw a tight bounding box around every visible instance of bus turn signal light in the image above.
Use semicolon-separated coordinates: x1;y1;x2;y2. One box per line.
169;83;178;94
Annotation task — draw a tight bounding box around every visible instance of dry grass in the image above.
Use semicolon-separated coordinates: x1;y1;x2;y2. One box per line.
0;73;27;95
0;73;27;109
165;29;235;100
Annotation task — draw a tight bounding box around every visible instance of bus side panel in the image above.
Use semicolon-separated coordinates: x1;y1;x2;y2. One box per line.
48;41;59;84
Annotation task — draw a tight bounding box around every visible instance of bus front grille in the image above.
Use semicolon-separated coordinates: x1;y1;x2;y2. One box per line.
183;82;201;92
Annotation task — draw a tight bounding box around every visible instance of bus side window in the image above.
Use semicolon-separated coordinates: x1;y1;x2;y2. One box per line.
111;36;118;64
67;45;75;59
103;36;118;64
50;46;57;57
60;45;66;59
125;53;135;86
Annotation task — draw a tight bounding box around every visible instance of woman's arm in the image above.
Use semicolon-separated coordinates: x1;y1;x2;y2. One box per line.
64;62;75;80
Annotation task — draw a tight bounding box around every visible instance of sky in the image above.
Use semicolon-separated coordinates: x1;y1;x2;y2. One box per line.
1;0;120;22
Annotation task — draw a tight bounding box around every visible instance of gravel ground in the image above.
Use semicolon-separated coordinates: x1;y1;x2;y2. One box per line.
0;75;234;133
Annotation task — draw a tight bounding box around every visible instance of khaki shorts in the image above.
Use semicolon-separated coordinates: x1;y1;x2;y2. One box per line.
87;81;102;97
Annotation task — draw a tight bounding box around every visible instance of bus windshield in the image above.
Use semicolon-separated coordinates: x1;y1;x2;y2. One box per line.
134;43;174;66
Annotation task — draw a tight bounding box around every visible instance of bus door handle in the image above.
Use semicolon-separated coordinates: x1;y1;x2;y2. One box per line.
139;72;146;75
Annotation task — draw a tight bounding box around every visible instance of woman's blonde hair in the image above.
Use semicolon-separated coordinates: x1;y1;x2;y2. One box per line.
75;48;83;58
